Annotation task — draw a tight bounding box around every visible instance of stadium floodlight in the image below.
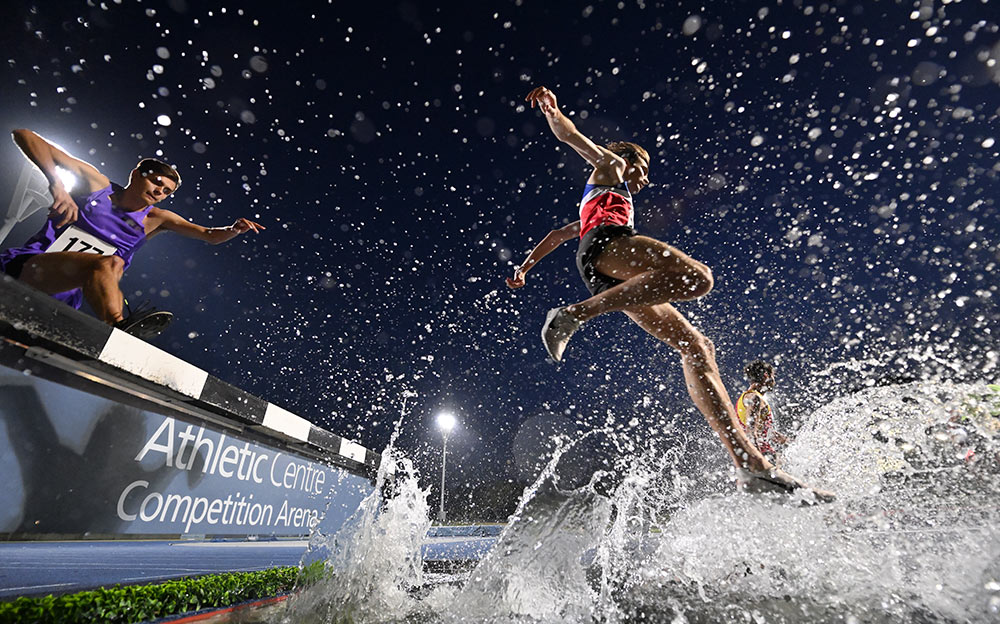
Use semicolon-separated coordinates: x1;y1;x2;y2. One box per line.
435;412;457;523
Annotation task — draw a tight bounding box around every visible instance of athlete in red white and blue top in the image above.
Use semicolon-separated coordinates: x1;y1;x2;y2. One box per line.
505;86;832;502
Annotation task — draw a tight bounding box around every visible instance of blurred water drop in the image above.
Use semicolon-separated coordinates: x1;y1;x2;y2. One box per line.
682;15;703;36
249;55;268;73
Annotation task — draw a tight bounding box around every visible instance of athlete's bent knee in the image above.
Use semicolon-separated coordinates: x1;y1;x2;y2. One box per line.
95;255;125;276
692;266;714;297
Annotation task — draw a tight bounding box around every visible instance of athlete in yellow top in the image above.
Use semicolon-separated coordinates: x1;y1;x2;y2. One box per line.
737;360;790;461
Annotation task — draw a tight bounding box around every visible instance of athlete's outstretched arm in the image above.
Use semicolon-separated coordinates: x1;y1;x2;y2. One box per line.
146;208;265;244
525;87;625;177
11;129;111;227
506;220;580;289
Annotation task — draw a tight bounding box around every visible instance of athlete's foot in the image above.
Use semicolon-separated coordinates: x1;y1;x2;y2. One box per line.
736;467;836;504
114;304;174;339
541;306;581;362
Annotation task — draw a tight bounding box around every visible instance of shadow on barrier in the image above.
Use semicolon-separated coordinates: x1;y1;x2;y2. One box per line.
0;382;205;536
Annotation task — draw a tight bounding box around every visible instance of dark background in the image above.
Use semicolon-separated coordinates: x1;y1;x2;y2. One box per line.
1;0;997;520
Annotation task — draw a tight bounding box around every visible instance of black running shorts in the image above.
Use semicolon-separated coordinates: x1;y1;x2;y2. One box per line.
576;224;637;296
0;253;30;279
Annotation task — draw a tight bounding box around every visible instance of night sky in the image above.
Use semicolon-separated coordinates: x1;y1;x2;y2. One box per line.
2;0;998;497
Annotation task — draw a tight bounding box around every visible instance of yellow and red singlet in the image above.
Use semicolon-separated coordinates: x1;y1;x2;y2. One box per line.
736;389;776;454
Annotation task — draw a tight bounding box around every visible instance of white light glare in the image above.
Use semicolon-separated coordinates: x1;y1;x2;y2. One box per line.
55;167;77;192
436;412;457;433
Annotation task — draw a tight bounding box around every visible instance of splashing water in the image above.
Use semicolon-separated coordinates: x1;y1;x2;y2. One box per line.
284;440;435;623
612;381;1000;623
284;396;437;623
285;381;1000;623
448;432;615;623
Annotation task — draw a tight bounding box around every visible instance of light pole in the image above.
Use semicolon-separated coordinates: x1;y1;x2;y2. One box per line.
436;412;456;523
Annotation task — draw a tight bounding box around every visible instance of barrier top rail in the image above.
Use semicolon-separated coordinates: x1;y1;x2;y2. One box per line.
0;275;378;476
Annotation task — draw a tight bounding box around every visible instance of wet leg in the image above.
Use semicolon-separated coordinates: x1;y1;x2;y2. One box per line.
570;235;713;324
542;236;715;362
20;252;126;323
623;302;770;472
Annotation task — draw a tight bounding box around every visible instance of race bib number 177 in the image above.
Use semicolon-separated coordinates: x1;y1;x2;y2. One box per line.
45;226;118;257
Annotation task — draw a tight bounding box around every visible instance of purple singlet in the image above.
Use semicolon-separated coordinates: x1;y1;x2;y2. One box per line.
0;183;152;309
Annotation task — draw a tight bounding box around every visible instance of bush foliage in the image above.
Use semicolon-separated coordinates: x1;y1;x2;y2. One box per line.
0;564;315;624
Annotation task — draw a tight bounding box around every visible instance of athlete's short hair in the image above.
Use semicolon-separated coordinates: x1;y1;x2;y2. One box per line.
136;158;181;188
606;141;649;167
745;360;775;383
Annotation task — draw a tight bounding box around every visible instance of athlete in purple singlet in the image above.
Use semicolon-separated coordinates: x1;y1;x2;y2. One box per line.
505;87;832;502
0;129;264;337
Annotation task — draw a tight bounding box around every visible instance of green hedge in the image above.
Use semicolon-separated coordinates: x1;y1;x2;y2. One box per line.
0;563;320;624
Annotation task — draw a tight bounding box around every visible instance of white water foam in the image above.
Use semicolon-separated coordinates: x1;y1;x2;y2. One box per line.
285;381;1000;623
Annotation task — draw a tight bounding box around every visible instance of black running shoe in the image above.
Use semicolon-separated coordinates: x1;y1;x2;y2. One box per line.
115;300;174;339
736;467;836;504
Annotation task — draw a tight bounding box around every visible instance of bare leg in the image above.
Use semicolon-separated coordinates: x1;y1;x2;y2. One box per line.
541;235;716;362
570;235;713;323
541;236;832;497
19;252;126;324
624;303;770;472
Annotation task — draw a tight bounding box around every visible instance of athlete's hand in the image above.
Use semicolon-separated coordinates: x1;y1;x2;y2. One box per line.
231;218;266;234
526;86;559;117
49;183;79;228
505;267;527;289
